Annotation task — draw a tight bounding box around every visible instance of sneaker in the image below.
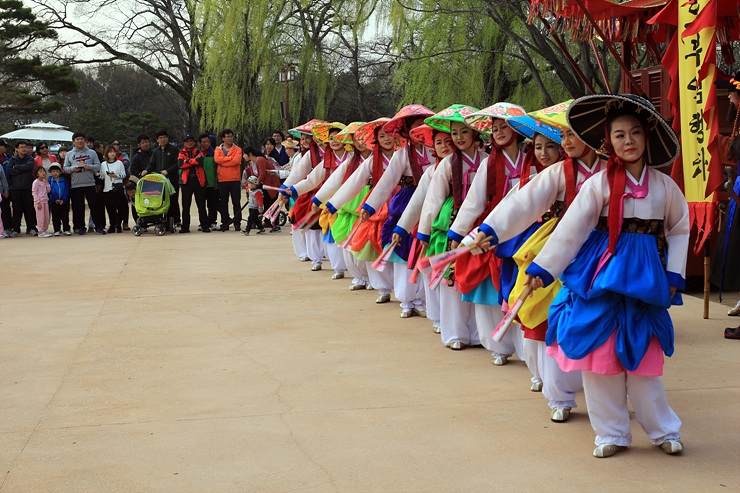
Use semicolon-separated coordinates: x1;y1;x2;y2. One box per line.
210;223;218;231
87;226;95;233
107;227;116;234
122;224;130;231
29;229;38;236
728;301;740;316
202;227;211;233
41;232;54;238
78;229;86;235
96;229;107;235
64;230;72;236
198;225;202;231
256;230;265;235
53;231;61;236
243;231;250;236
179;229;190;234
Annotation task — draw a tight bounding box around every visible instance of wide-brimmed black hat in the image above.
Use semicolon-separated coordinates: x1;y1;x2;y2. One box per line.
714;71;740;92
566;94;679;168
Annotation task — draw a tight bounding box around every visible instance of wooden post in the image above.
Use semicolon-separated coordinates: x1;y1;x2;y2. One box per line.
590;39;613;93
703;238;711;319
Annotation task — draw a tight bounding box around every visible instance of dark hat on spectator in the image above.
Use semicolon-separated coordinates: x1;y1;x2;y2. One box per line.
0;139;7;147
49;163;63;172
183;133;195;141
715;71;740;92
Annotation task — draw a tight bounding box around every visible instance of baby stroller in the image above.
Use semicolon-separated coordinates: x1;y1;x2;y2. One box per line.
132;173;176;236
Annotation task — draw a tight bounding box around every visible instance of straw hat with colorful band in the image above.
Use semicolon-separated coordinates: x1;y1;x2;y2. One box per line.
566;94;679;168
527;100;574;130
356;118;407;150
424;105;480;132
293;119;328;136
334;121;367;144
507;115;561;144
382;104;435;137
463;102;527;136
281;138;300;148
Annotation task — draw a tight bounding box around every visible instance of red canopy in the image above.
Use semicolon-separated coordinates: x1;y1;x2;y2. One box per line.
528;0;671;42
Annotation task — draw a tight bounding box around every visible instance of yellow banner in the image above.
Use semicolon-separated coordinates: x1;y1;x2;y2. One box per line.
678;0;715;203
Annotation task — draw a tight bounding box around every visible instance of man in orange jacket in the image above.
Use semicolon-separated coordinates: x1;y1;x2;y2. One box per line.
214;128;243;231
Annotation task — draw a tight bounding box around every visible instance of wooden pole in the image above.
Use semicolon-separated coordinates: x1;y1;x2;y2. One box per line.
703;237;711;319
569;0;643;94
284;66;291;137
590;39;613;93
537;13;597;94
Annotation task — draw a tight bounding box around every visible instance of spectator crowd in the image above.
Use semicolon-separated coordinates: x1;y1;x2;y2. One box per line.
0;129;301;237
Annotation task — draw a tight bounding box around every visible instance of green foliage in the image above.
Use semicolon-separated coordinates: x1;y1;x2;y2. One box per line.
0;1;79;113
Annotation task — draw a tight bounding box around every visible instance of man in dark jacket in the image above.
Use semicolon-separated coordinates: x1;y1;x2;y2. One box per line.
130;134;152;180
6;140;37;236
144;128;180;226
0;139;12;233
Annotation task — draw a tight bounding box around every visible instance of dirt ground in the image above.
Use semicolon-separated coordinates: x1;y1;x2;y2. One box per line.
1;227;738;492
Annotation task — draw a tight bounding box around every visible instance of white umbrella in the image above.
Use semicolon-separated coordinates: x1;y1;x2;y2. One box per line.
0;122;74;142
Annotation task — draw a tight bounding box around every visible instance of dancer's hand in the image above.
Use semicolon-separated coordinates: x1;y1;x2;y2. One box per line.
525;274;543;296
670;286;677;298
451;240;459;249
360;209;370;222
309;204;320;216
392;233;401;245
472;231;490;251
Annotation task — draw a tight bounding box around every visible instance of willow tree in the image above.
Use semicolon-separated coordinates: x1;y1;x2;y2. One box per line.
191;0;287;139
383;0;596;111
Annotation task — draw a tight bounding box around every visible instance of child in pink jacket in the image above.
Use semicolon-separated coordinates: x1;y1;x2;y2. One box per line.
31;166;52;237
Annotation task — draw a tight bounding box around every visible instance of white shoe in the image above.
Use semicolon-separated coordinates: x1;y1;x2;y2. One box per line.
349;284;366;291
659;440;683;454
376;294;390;304
550;407;571;422
449;342;464;350
53;231;61;236
412;307;426;318
365;283;374;290
38;232;53;238
332;272;345;280
530;381;543;392
311;264;322;271
728;301;740;316
593;444;627;458
64;230;72;236
400;309;413;318
434;326;441;334
492;356;509;366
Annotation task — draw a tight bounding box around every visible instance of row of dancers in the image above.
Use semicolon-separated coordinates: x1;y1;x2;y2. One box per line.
274;95;689;458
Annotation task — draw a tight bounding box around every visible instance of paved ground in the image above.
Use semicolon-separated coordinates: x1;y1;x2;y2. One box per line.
1;228;738;492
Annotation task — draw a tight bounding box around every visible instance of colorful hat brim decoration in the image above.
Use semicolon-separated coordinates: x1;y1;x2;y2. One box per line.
293;119;329;136
382;105;435;137
334;121;367;144
566;94;679;168
312;122;346;144
409;124;439;148
463;102;527;136
507;115;562;144
356;118;407;150
527;100;574;131
424;104;481;133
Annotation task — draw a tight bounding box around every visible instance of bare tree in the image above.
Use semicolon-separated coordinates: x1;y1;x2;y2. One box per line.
31;0;203;129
